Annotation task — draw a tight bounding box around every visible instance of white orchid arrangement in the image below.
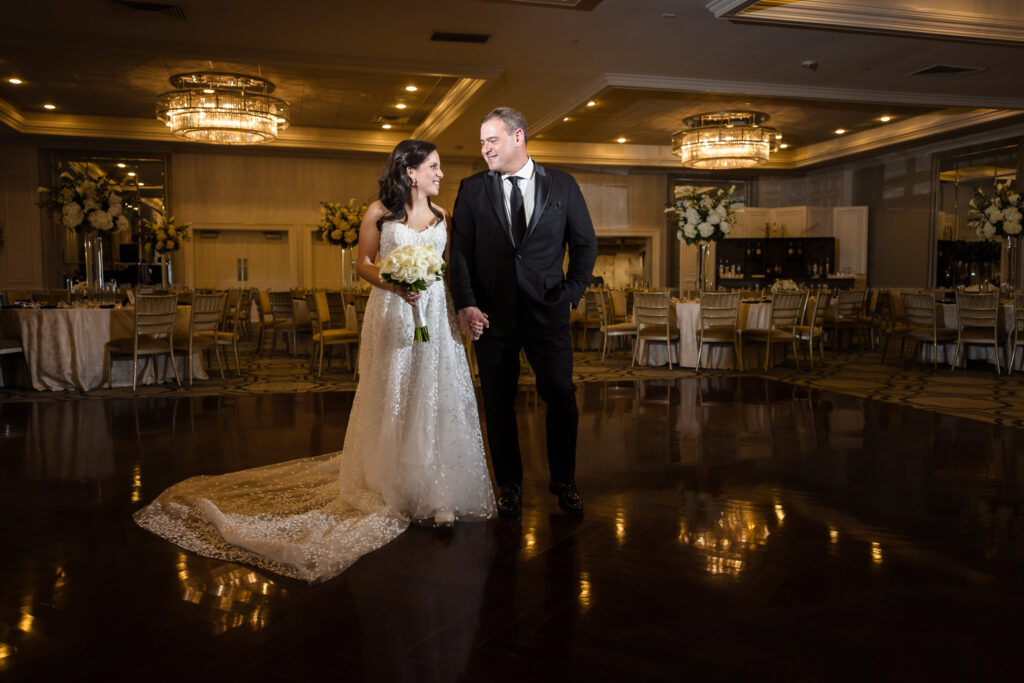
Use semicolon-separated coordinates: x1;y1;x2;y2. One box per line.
379;244;447;342
141;216;191;255
317;199;367;247
666;185;736;245
968;181;1022;240
37;171;130;234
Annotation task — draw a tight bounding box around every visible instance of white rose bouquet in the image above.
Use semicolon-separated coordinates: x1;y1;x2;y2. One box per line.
317;199;367;247
379;244;447;342
968;182;1023;240
141;216;191;256
37;170;130;235
666;185;736;245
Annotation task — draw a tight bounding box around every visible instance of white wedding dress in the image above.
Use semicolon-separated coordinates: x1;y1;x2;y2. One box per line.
135;220;496;583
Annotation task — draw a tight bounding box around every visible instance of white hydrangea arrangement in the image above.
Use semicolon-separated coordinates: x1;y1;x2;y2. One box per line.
379;244;447;342
666;185;736;245
770;279;801;293
37;171;130;234
969;181;1022;239
317;199;367;247
141;216;191;256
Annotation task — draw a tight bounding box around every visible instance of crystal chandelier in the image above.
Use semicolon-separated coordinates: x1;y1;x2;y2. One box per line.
156;72;290;145
671;111;780;170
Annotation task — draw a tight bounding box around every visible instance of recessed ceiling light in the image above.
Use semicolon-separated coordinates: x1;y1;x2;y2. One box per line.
117;163;126;168
586;101;596;107
8;77;23;85
395;103;407;109
43;103;56;110
779;143;789;149
616;137;626;143
774;134;782;140
563;117;570;122
405;85;417;92
879;115;892;122
202;89;215;94
137;181;144;186
834;128;846;135
382;124;392;129
127;172;137;177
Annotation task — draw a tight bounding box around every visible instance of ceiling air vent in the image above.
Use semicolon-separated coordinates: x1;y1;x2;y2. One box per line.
107;0;187;20
907;64;985;77
430;32;491;44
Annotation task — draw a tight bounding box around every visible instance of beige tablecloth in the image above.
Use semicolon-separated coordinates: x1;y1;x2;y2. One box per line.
642;301;783;369
0;306;205;391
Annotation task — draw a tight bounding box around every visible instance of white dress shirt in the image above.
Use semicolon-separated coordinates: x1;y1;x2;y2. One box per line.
501;158;536;241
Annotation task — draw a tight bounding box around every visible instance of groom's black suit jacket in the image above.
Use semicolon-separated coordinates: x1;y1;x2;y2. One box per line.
450;163;597;335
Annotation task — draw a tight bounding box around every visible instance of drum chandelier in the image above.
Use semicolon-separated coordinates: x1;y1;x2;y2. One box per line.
156;72;290;145
671;111;780;170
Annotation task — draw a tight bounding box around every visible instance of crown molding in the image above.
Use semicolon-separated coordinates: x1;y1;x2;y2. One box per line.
708;0;1024;45
414;78;490;141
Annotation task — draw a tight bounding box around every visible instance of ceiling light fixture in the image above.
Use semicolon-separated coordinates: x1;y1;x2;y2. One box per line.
586;101;596;107
156;72;290;145
395;103;407;109
382;124;392;129
8;77;23;85
834;128;846;135
671;111;781;170
405;85;417;92
879;115;892;122
43;103;56;110
616;137;626;143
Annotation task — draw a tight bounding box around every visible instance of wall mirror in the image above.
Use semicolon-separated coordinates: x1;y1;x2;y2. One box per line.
934;139;1020;287
49;151;170;285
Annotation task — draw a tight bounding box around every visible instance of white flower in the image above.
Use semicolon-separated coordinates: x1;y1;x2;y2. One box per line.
116;215;129;232
721;222;731;234
83;198;100;213
1006;221;1022;235
986;205;1002;220
107;194;122;217
698;222;714;238
1003;207;1022;223
1010;193;1021;204
683;224;697;239
707;212;720;225
62;203;83;229
983;223;997;238
88;210;113;232
684;208;700;224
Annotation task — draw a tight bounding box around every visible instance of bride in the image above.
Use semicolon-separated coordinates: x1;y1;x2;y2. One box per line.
135;139;496;583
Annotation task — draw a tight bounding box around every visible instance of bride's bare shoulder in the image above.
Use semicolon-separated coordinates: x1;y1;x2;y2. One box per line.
366;200;388;219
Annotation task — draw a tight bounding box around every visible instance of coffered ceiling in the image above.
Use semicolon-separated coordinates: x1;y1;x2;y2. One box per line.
1;0;1022;169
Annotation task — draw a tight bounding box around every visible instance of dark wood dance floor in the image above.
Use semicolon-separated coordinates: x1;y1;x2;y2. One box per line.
1;377;1022;681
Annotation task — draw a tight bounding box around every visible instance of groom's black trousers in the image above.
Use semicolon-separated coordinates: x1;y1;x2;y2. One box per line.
473;318;578;490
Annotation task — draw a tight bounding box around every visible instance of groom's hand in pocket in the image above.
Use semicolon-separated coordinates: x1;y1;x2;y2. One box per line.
459;307;489;340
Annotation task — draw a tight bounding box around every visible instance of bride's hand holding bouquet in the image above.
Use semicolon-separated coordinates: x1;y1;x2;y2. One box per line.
379;244;447;342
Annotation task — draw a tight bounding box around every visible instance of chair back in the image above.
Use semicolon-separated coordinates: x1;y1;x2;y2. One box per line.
268;291;295;321
305;292;329;336
610;290;628;320
325;291;345;328
834;289;865;319
768;291;806;331
634;292;672;329
801;290;831;329
698;292;740;332
901;291;938;329
221;288;240;325
190;293;224;336
134;294;178;338
1014;292;1024;335
583;289;603;323
344;304;359;332
256;289;273;321
955;291;999;330
349;292;370;328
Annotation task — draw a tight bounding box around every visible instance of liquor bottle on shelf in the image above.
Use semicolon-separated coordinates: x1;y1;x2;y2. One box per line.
824;257;831;274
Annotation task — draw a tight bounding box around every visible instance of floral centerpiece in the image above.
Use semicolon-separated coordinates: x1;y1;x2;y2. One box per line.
317;199;367;247
770;279;800;293
968;182;1022;239
141;216;191;256
37;171;129;234
379;244;447;342
666;185;736;245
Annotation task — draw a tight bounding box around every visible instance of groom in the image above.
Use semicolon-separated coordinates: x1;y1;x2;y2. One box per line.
451;107;597;517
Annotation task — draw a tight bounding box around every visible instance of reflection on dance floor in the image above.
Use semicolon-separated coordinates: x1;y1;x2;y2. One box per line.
1;378;1023;679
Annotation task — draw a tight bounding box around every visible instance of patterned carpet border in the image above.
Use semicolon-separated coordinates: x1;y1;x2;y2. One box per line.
3;344;1024;429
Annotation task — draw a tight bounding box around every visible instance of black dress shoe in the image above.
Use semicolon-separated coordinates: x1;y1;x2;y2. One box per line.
549;481;583;516
496;484;522;517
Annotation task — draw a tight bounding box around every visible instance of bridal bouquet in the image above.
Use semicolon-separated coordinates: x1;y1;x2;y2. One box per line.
37;170;130;234
968;182;1022;239
317;199;367;247
666;185;736;245
141;216;191;256
379;244;446;342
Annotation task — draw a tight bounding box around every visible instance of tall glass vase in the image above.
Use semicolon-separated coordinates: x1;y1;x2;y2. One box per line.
82;231;104;294
1006;235;1019;292
159;253;174;289
697;242;709;292
340;246;356;289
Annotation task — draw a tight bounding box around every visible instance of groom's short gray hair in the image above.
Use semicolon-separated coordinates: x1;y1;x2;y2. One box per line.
483;107;528;144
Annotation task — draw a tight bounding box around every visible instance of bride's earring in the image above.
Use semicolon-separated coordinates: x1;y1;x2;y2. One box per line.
411;179;418;187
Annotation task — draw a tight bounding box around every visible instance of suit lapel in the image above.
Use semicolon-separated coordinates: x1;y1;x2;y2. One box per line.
485;171;515;247
525;164;551;242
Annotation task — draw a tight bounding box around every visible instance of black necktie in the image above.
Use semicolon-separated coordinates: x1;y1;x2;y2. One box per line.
507;176;527;246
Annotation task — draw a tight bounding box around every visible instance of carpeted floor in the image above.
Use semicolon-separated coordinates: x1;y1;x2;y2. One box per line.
3;341;1023;427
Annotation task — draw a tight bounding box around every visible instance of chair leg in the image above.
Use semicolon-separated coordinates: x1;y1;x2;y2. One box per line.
696;341;703;374
734;339;743;372
168;342;182;388
232;339;241;375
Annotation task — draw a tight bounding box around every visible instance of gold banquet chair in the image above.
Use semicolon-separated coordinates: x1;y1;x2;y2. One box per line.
104;293;181;391
595;289;636;362
1009;292;1024;374
173;292;226;385
307;292;360;378
794;289;832;368
741;291;806;371
695;291;741;373
952;291;1005;373
632;291;679;369
900;291;957;370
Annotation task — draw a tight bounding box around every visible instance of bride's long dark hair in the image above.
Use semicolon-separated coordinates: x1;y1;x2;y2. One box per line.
377;139;443;230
